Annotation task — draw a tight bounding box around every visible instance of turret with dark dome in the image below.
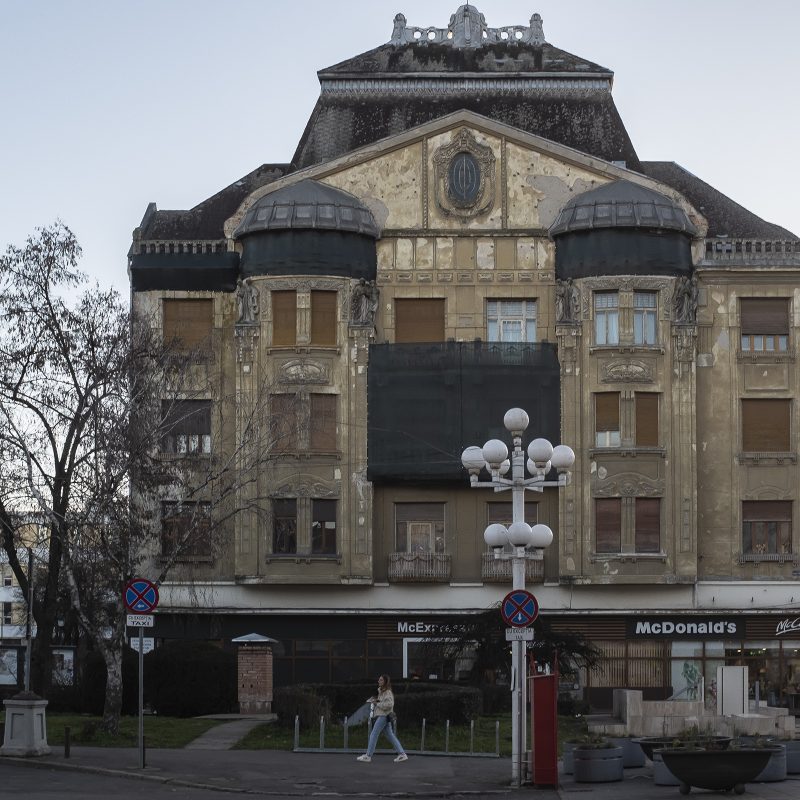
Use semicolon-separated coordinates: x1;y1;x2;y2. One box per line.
549;180;698;279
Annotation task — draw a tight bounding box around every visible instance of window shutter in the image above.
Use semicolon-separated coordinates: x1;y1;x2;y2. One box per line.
595;499;621;553
742;501;792;521
310;394;337;452
635;393;659;447
595;393;620;433
395;299;445;343
740;298;789;335
163;299;212;350
311;291;337;345
742;399;790;451
635;498;660;553
272;291;297;345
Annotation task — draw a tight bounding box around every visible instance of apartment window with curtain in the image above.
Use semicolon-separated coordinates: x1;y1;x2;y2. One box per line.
594;292;619;345
741;399;791;452
272;290;297;346
311;499;337;555
160;400;211;454
311;290;337;346
635;393;659;447
634;291;657;345
595;498;621;553
486;300;537;343
395;299;445;343
742;501;792;555
309;394;337;452
395;503;445;553
272;498;297;554
161;501;212;558
595;392;620;447
635;498;661;553
740;298;789;353
163;299;213;352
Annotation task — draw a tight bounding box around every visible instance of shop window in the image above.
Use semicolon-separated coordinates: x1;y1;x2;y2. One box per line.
634;292;657;345
272;498;297;554
487;300;537;343
742;501;792;556
635;498;661;553
272;290;297;346
395;299;445;343
161;501;212;558
595;393;620;447
163;299;212;352
594;292;619;345
635;393;659;447
311;499;337;555
269;393;299;453
741;399;791;452
310;290;337;346
740;298;789;353
395;503;445;553
309;394;337;452
160;400;211;454
595;498;621;553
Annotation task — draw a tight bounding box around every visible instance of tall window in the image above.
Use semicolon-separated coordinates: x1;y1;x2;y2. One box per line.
160;400;211;454
742;501;792;555
487;300;537;343
595;499;621;553
740;298;789;353
594;292;619;345
3;573;11;587
2;602;11;625
635;393;659;447
270;394;299;453
311;291;337;346
161;501;212;557
395;299;445;343
163;299;213;352
635;498;661;553
595;393;620;447
309;394;337;452
634;292;657;345
272;498;297;554
741;399;791;452
311;499;337;555
272;290;297;346
395;503;445;553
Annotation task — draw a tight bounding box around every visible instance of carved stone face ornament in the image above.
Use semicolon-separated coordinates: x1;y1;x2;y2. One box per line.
433;129;496;219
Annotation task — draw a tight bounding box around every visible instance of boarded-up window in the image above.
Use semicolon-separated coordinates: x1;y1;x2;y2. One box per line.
161;501;211;557
395;503;445;553
272;291;297;346
270;394;298;452
635;498;661;553
742;399;790;452
163;299;212;352
635;393;659;447
742;501;792;555
311;499;337;555
595;498;621;553
310;394;337;452
595;393;620;447
311;291;337;346
273;498;297;554
395;299;445;343
160;400;211;454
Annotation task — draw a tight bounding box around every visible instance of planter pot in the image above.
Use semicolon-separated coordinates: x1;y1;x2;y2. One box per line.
562;741;577;775
752;745;786;782
608;736;646;768
652;752;681;786
633;736;731;761
785;740;800;774
659;748;773;795
573;746;624;783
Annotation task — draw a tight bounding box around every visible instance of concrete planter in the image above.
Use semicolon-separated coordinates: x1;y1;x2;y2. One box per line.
784;740;800;774
573;745;624;783
737;738;787;781
561;741;578;774
659;748;773;794
652;752;680;786
608;736;646;768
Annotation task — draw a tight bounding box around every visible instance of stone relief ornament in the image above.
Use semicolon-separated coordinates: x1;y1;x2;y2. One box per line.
235;277;260;324
555;278;581;323
350;279;379;326
433;129;496;219
672;275;698;324
602;360;654;383
279;359;329;385
593;474;664;497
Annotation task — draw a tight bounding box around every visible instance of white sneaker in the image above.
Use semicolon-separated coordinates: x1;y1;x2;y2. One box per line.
356;754;371;762
394;753;408;762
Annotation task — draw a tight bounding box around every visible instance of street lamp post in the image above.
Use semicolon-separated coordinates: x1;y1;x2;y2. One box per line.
461;408;574;787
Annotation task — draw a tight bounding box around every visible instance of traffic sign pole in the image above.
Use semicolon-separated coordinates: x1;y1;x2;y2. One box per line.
138;626;144;769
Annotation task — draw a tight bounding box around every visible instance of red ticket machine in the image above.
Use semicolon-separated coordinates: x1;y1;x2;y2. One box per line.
529;658;559;787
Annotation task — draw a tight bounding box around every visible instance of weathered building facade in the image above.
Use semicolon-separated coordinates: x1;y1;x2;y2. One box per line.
130;6;800;708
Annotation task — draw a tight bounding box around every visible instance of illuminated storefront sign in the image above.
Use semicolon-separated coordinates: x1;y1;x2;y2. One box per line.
627;618;740;638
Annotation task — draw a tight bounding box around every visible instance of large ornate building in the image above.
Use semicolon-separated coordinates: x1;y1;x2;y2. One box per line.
130;6;800;708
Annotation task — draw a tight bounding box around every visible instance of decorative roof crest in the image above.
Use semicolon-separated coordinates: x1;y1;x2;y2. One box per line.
390;6;546;48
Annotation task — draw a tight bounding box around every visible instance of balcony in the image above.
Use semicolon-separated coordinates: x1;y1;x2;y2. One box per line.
388;552;452;583
481;554;544;583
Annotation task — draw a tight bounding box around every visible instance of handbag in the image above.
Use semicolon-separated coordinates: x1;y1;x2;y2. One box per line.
387;711;398;726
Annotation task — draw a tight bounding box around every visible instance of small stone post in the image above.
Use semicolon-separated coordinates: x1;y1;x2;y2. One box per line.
232;633;278;714
1;692;51;757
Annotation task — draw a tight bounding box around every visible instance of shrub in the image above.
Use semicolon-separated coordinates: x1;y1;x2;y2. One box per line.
144;640;236;717
80;649;139;715
274;684;331;728
481;685;511;714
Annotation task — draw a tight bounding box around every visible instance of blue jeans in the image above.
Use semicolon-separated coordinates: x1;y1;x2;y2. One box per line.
366;715;405;756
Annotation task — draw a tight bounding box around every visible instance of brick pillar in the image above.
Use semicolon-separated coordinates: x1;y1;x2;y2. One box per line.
237;643;273;714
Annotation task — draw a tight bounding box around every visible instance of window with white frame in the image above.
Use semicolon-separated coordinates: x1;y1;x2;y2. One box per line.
395;503;445;553
160;400;211;455
487;300;537;343
594;292;619;345
633;291;657;345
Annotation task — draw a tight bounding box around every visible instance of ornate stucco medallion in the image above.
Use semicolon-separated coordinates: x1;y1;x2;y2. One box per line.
433;129;495;219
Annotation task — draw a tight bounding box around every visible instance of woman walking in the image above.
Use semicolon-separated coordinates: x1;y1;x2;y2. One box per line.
357;674;408;763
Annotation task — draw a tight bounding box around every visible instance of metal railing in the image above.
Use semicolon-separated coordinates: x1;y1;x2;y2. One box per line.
388;552;451;582
481;553;544;582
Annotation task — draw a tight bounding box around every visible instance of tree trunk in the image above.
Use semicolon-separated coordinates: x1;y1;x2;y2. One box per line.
101;645;123;735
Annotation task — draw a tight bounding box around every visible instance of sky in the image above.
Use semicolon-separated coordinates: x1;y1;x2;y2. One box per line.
2;0;799;291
